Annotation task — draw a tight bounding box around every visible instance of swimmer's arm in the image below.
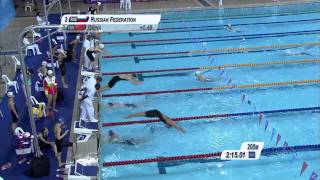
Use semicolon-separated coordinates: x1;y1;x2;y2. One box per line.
9;102;19;118
97;48;111;55
126;77;142;85
125;112;146;119
172;124;186;134
99;85;111;91
56;129;69;140
38;134;52;144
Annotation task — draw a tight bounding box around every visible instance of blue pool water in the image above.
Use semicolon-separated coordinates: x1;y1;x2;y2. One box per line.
99;2;320;180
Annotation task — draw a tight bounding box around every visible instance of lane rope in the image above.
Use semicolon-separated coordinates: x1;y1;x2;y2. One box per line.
102;59;320;75
102;106;320;127
103;29;320;44
103;144;320;167
102;79;320;97
102;42;320;58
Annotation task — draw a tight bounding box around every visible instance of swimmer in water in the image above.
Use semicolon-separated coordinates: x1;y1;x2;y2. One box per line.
106;102;138;108
108;130;144;145
125;110;186;133
100;74;142;91
195;71;216;82
226;23;241;33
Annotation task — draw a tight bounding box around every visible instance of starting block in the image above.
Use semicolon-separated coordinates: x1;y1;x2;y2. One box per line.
73;118;98;143
66;158;98;179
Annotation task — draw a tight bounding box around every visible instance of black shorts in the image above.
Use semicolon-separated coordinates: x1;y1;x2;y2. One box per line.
11;112;18;123
108;76;125;88
145;109;162;118
145;110;170;125
39;143;51;151
59;62;66;76
55;140;73;153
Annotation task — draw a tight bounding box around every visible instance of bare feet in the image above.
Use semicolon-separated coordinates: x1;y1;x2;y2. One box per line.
63;84;69;88
53;109;59;112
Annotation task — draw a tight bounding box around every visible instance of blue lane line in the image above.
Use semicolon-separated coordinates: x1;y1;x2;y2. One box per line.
135;30;320;47
136;48;293;61
134;18;320;35
161;10;320;24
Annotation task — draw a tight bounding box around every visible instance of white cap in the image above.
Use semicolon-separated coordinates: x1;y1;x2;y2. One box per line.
42;61;47;66
227;23;231;27
76;35;80;40
195;71;201;75
97;2;101;5
99;44;104;49
7;92;14;98
48;70;53;75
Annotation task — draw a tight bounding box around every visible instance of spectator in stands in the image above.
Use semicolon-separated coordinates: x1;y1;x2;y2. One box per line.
81;34;94;68
54;120;77;165
37;61;48;79
66;34;81;63
36;12;47;25
125;0;132;11
44;70;58;112
53;46;68;88
38;127;62;167
78;82;100;122
23;37;42;55
7;92;19;133
88;6;97;14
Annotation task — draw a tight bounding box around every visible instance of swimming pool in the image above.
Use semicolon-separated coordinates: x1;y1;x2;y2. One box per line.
99;2;320;180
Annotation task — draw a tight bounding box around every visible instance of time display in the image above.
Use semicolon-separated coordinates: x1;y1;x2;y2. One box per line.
226;151;246;159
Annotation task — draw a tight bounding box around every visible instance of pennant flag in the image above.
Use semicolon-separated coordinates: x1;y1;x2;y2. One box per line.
219;69;224;78
259;113;263;125
300;161;308;176
241;94;246;102
264;120;269;131
227;78;232;85
309;171;318;180
271;128;276;140
276;134;281;146
283;141;288;148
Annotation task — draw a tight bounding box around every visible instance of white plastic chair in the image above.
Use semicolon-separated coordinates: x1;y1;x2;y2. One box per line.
25;2;33;12
35;81;44;92
32;32;41;42
2;75;19;94
11;56;21;73
31;96;46;118
26;46;36;56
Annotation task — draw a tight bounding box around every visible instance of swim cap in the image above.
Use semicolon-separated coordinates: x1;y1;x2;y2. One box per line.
76;35;80;40
99;44;104;49
227;23;231;27
195;71;201;75
42;61;47;66
109;130;114;136
7;92;14;98
47;70;53;75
